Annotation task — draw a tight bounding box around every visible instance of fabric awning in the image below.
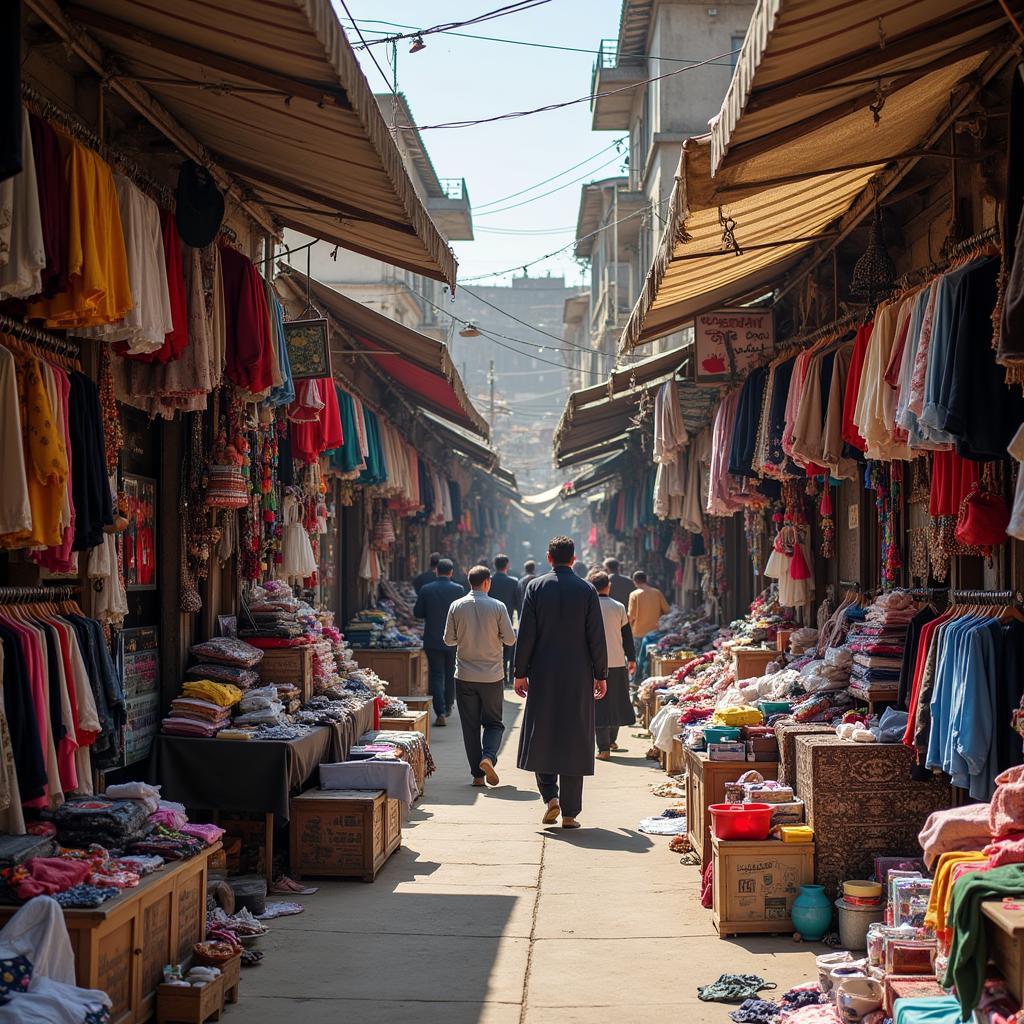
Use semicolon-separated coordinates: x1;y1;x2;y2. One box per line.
419;411;499;473
620;5;1003;351
562;453;625;499
277;268;488;437
60;0;457;284
521;482;565;506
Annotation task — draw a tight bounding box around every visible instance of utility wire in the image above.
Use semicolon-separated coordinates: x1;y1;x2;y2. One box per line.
394;47;741;130
476;224;578;235
460;285;589;348
474;137;626;210
475;151;627;216
358;1;554;47
338;0;396;94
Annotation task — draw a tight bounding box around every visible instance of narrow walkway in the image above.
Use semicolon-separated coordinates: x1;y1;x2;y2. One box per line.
246;696;817;1022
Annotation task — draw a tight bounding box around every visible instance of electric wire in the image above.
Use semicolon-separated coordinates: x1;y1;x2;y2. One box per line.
359;1;555;47
338;0;396;94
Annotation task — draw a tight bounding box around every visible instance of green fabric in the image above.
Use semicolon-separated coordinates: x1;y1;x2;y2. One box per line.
893;995;963;1024
327;388;363;474
358;406;388;485
943;863;1024;1017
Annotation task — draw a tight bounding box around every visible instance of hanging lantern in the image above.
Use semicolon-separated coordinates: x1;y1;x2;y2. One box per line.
850;193;896;306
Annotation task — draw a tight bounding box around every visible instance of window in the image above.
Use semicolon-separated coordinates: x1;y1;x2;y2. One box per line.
730;34;745;68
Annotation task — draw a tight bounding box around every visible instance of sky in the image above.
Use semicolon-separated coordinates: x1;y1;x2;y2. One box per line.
335;0;626;288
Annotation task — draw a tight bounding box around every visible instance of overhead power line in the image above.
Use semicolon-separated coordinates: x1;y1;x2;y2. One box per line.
338;0;396;95
460;285;590;349
358;1;554;47
474;136;626;210
394;47;742;130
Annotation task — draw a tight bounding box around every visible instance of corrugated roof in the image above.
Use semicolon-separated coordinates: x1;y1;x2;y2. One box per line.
60;0;457;284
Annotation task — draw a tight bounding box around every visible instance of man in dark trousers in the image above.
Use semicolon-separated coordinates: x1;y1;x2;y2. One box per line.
413;558;465;727
514;536;608;829
488;554;519;686
518;560;537;606
413;552;441;594
603;557;635;609
444;565;516;787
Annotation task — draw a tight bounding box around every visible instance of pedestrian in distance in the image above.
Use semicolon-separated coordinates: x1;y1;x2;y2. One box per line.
444;565;516;787
587;570;637;760
514;536;608;829
488;554;520;686
413;552;441;594
413;558;465;727
627;569;670;646
602;557;636;608
518;559;537;607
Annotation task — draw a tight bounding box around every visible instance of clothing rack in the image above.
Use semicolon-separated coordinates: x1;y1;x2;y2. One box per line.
0;584;80;604
0;314;81;363
889;225;1002;294
950;589;1023;604
776;311;863;361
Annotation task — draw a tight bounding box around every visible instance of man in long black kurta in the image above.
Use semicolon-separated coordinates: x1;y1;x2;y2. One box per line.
514;536;608;828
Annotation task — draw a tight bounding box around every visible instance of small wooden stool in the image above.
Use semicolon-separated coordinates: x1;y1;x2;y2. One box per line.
156;976;225;1023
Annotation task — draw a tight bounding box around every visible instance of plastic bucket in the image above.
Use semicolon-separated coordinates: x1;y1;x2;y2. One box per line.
708;802;773;840
834;898;885;950
703;725;742;744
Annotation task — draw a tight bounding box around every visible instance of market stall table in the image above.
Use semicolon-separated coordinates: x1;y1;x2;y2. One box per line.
0;844;221;1024
380;709;430;743
353;649;428;694
151;727;333;886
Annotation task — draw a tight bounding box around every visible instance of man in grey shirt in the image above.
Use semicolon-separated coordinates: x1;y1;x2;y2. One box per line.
444;565;516;787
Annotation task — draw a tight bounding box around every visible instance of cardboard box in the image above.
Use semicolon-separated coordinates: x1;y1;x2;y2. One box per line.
711;836;815;936
708;741;746;761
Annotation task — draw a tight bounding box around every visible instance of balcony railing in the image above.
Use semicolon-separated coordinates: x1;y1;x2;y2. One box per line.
437;177;468;202
591;38;619;96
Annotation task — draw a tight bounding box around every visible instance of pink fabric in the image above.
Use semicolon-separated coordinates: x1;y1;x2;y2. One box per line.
706;390;744;516
918;802;992;869
782;1005;840;1024
985;835;1024;867
148;807;188;830
180;823;225;845
13;856;90;899
991;765;1024;838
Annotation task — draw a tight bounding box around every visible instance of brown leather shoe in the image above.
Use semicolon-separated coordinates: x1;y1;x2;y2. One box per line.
596;750;611;761
561;817;582;829
542;799;560;825
472;777;485;787
479;758;500;786
435;715;447;727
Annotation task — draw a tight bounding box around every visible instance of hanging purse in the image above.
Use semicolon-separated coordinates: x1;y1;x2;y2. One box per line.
955;465;1009;553
205;389;249;510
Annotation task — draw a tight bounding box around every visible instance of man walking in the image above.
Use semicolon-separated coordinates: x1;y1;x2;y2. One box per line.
413;558;464;726
519;559;537;602
603;557;635;608
587;570;637;760
488;554;519;686
514;536;608;829
444;565;516;787
413;552;441;594
627;569;670;645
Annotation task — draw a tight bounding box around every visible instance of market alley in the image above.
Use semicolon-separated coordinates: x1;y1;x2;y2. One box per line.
244;694;818;1023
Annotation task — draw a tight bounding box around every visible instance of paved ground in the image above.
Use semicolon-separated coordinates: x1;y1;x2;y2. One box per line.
243;693;819;1022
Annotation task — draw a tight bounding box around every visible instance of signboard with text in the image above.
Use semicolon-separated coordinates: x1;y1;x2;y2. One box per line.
694;309;774;383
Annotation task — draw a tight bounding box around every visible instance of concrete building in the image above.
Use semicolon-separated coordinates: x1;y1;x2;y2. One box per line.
565;0;755;364
284;92;472;339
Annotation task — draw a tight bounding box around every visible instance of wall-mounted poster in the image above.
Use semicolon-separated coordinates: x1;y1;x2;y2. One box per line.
117;626;160;766
121;474;157;590
284;316;332;380
694;309;774;383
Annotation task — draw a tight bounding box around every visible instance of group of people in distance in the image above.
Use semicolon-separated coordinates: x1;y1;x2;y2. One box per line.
411;538;670;829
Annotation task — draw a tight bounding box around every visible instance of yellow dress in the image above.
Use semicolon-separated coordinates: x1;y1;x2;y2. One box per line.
0;352;68;549
28;138;132;328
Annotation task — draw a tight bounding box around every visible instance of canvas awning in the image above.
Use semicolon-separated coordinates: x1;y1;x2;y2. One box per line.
521;482;566;506
562;453;626;499
419;411;499;472
277;268;488;437
54;0;457;284
620;1;1009;351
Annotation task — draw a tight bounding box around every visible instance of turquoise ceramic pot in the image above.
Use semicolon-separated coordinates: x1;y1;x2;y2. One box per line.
792;884;832;941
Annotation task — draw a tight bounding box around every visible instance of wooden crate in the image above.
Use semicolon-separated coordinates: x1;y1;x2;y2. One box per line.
289;788;400;881
661;736;684;774
356;649;428;695
156;974;225;1023
712;836;815;936
0;845;218;1024
257;646;314;701
380;710;430;744
651;654;688;677
732;647;778;680
984;901;1024;1003
685;749;778;867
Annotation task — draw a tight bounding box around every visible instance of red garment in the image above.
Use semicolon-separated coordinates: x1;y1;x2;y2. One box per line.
155;211;189;362
290;377;343;464
242;637;314;649
841;321;872;452
984;836;1024;867
929;450;981;517
14;856;90;899
901;610;954;746
220;245;274;394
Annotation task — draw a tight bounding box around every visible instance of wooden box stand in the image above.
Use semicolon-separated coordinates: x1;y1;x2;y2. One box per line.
355;649;428;695
711;836;815;937
0;845;219;1024
156;975;225;1024
685;749;778;867
660;736;684;775
257;646;314;701
289;788;401;881
732;647;778;680
983;901;1024;1003
380;709;430;744
651;654;688;678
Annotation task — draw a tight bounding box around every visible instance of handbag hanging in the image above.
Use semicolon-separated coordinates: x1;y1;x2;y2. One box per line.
955;463;1009;554
205;388;250;511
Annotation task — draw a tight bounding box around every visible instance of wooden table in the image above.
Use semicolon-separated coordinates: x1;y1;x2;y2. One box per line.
354;649;428;695
983;901;1024;1003
380;709;430;743
684;749;778;867
0;845;220;1024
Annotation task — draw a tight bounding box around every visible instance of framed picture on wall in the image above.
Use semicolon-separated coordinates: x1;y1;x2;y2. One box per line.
121;474;157;591
284;316;333;380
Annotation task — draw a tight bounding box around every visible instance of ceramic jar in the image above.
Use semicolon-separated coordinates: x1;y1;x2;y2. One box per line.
792;884;833;941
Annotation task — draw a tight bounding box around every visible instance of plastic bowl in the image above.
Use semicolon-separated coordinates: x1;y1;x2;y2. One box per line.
709;802;774;840
759;700;792;717
703;725;742;745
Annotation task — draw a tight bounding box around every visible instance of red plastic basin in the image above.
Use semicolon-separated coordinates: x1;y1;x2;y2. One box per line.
709;802;773;841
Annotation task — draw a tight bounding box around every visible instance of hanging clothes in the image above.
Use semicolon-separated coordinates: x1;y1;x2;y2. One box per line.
0;109;45;300
219;244;274;395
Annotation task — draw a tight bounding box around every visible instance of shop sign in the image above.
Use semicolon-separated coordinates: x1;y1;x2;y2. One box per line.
694;309;774;382
284;316;333;380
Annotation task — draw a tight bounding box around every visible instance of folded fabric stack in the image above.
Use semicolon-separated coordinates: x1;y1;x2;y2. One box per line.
362;729;435;778
273;682;301;713
191;636;264;668
162;697;233;737
55;796;152;850
846;593;913;701
125;825;208;861
185;662;260;690
182;680;244;707
233;685;286;727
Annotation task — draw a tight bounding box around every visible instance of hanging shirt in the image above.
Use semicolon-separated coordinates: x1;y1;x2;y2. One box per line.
0;344;31;535
0;109;45;300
